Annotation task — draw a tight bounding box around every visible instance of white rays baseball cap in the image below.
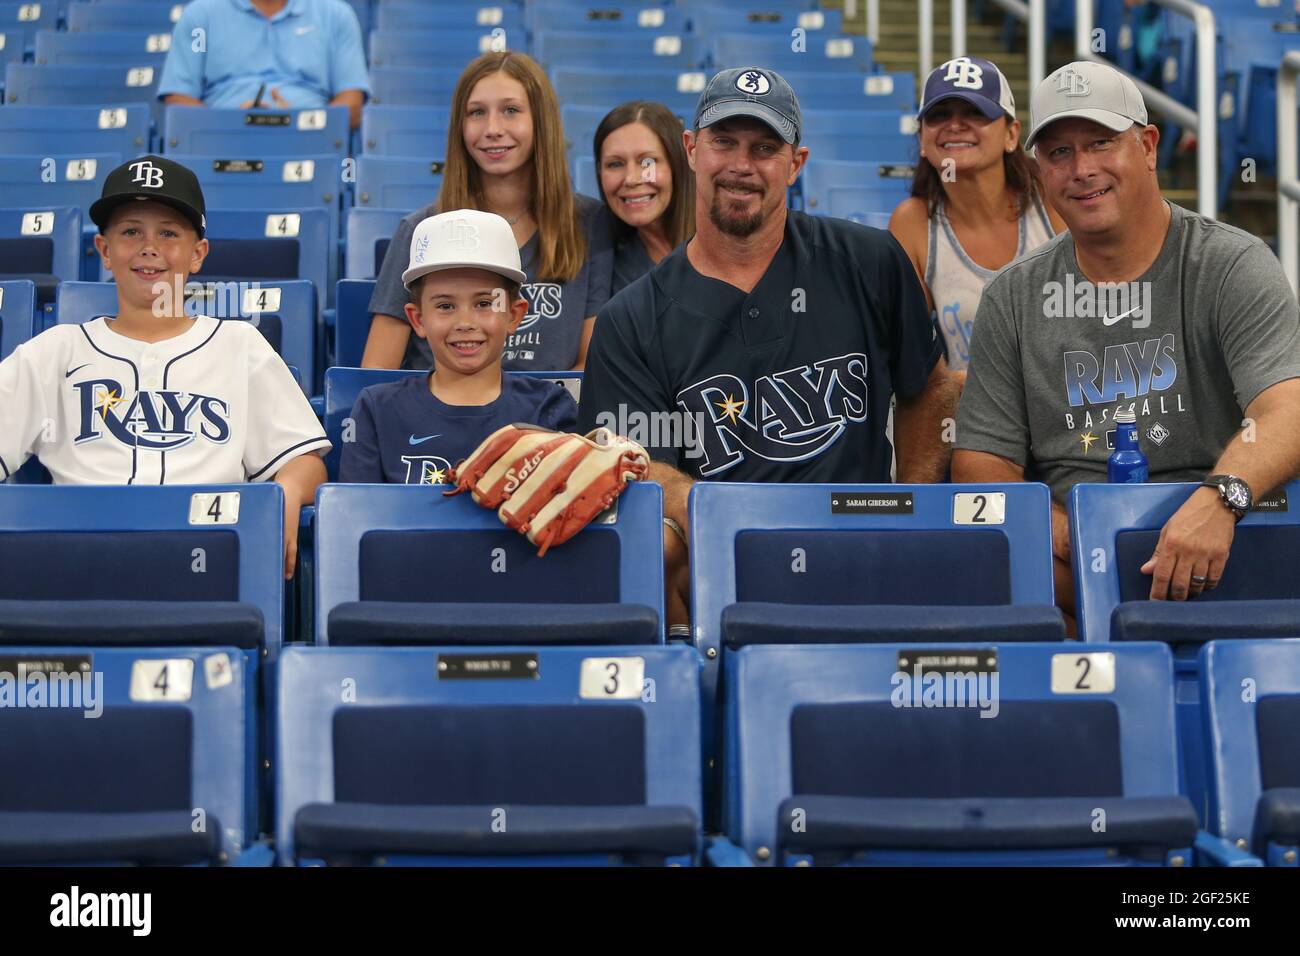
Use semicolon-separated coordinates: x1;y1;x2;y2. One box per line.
1025;60;1149;151
402;209;526;291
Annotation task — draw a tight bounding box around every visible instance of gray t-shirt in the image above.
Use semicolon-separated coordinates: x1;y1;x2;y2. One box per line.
368;194;615;371
956;201;1300;504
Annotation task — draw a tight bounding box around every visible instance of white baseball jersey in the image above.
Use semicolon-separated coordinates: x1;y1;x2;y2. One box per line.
0;315;330;484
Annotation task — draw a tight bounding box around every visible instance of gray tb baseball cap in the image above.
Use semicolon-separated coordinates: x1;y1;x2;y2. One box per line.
693;67;802;145
1026;60;1149;151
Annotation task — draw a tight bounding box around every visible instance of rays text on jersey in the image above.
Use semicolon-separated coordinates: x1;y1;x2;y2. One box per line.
73;378;231;450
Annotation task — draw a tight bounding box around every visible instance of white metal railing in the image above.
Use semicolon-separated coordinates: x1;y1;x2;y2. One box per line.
920;0;934;79
1076;0;1218;219
1278;50;1300;293
846;0;879;45
927;1;1046;93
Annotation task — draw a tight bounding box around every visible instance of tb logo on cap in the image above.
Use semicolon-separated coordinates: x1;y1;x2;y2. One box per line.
128;160;164;189
941;57;984;90
736;70;771;95
444;218;481;249
1056;67;1091;97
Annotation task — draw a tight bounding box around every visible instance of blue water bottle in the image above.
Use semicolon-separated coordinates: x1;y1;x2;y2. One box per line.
1108;408;1148;484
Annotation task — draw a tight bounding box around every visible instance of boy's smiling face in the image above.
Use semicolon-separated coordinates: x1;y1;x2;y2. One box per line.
405;267;527;376
93;200;208;314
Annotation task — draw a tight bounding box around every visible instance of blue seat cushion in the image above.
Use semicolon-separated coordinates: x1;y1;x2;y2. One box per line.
327;601;658;646
294;803;698;861
1116;527;1300;602
0;810;221;864
722;603;1065;648
1111;600;1300;645
1252;788;1300;855
777;795;1198;856
0;600;263;648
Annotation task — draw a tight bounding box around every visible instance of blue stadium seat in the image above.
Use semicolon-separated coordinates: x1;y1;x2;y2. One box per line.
34;28;172;68
563;102;690;157
534;29;704;70
1200;639;1300;866
55;279;318;396
710;33;872;73
0;104;152;157
0;0;57;54
375;1;525;34
321;366;584;481
368;65;465;107
162;105;350;158
0;278;36;361
527;1;690;38
0;205;82;302
3;63;163;118
0;647;258;864
802;120;918;164
369;29;514;70
0;154;118;279
712;642;1199;866
825;203;891;229
355;156;443;209
781;69;918;113
798;159;911;216
344;209;403;279
360;104;451;156
572;155;598;198
275;644;702;865
687;5;843;38
1070;480;1300;824
312;477;661;645
549;65;706;113
65;0;182;33
333;278;377;368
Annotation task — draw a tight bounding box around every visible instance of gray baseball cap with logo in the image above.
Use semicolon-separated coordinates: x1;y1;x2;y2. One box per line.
693;67;802;145
1025;60;1149;151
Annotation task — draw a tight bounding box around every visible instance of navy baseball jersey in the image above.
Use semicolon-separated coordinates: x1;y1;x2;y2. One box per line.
340;372;579;484
0;316;330;484
577;211;941;481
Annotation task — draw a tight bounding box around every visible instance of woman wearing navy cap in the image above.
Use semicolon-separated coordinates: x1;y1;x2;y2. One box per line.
890;56;1065;382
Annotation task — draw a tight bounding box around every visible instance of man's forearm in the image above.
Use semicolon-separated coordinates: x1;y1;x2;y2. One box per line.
647;460;692;531
1208;392;1300;500
163;93;204;107
894;370;961;483
275;453;327;507
329;90;365;129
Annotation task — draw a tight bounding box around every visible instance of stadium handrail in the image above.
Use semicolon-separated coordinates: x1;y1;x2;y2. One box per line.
1277;49;1300;294
1075;0;1218;219
841;1;880;45
926;0;1045;92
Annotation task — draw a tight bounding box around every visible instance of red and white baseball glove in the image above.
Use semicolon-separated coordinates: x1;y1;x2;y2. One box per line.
445;424;650;556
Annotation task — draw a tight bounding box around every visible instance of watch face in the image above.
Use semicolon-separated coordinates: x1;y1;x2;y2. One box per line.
1226;482;1251;510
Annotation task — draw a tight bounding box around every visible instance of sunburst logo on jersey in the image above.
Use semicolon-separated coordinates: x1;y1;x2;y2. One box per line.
96;388;125;419
1078;431;1099;453
424;464;447;484
714;393;744;425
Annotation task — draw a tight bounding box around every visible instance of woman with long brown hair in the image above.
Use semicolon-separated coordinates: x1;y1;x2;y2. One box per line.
889;56;1065;380
592;101;695;294
362;51;613;371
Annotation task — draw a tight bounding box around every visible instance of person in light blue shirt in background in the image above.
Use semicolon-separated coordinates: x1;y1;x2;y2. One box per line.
158;0;370;128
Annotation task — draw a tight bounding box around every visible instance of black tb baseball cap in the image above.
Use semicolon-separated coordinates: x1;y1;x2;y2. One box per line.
90;155;207;237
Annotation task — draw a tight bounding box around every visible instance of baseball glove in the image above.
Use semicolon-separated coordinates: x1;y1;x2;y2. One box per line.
445;424;650;556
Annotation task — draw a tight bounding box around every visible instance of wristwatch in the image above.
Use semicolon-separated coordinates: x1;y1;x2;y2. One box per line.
1201;474;1252;520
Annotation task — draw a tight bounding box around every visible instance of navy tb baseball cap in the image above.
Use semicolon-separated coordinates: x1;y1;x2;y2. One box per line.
693;67;802;145
920;55;1016;122
90;155;207;237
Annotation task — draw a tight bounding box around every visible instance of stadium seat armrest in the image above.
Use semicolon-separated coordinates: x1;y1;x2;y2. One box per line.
299;505;315;530
1193;831;1264;867
705;836;754;867
232;841;276;867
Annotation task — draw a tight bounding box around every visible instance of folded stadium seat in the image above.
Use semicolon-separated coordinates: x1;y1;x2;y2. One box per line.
65;0;183;33
526;0;691;38
55;279;319;398
368;65;465;107
687;5;843;40
374;0;525;35
332;279;378;368
368;29;524;70
0;0;57;55
0;278;36;361
355;156;445;209
562;103;692;160
0;205;82;305
0;647;259;865
571;156;598;199
276;644;702;866
313;476;657;645
1071;480;1300;825
549;66;704;114
532;29;704;71
798;158;911;216
710;642;1201;866
34;28;172;69
0;154;121;280
801;128;917;164
0;104;152;157
779;69;918;113
1200;639;1300;866
710;32;873;73
321;367;583;480
162;105;350;158
826;195;895;229
344;208;404;280
1220;26;1300;194
0;483;289;848
360;104;451;156
3;64;164;124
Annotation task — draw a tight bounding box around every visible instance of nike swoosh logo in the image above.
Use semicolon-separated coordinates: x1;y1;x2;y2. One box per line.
65;363;91;378
1102;306;1140;327
408;433;441;445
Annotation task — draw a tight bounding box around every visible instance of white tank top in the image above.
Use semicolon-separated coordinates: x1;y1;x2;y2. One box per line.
926;192;1055;371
